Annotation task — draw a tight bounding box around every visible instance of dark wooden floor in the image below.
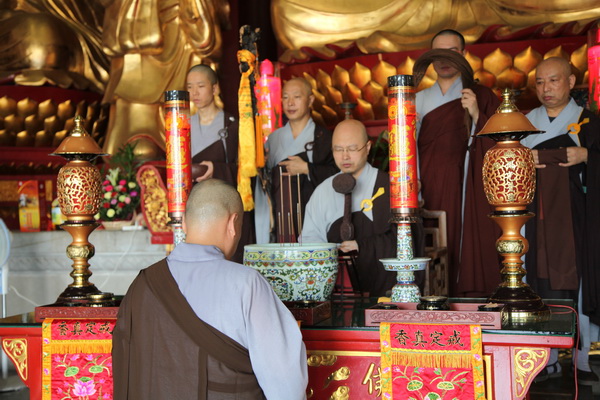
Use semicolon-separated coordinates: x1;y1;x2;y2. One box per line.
529;355;600;400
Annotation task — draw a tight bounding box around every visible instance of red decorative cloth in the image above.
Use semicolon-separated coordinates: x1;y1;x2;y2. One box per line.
42;319;114;400
380;322;485;400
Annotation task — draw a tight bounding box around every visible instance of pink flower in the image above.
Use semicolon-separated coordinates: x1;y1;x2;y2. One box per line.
474;354;482;361
70;354;80;361
54;355;62;362
43;368;49;375
124;197;131;204
130;191;138;197
43;338;49;344
473;327;480;334
105;185;113;192
55;388;63;394
476;380;484;387
85;354;94;361
111;199;117;205
73;379;96;397
103;180;110;186
119;179;126;186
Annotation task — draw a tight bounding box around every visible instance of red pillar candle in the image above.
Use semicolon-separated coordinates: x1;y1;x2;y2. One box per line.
164;90;192;222
589;27;600;114
387;75;418;217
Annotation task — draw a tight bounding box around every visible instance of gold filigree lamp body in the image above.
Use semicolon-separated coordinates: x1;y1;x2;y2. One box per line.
51;116;107;303
477;89;550;325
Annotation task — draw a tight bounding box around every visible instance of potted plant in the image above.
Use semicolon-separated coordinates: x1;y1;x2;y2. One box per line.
97;142;142;229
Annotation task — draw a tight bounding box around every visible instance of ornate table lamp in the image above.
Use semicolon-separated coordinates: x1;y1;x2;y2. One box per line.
477;89;550;324
380;75;429;302
51;116;107;303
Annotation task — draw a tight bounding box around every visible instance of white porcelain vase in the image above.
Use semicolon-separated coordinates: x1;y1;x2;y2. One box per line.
243;243;339;302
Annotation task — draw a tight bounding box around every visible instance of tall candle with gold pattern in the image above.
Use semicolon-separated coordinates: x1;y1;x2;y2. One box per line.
387;75;418;217
164;90;191;245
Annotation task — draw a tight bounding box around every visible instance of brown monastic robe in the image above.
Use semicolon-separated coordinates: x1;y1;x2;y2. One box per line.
418;84;500;296
112;259;265;400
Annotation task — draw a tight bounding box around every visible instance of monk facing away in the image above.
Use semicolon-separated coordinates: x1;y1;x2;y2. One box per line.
113;179;308;399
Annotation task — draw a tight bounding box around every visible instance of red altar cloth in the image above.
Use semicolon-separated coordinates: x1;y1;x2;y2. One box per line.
42;319;114;400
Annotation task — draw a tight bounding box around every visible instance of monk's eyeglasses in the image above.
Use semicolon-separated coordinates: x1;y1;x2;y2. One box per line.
332;142;369;154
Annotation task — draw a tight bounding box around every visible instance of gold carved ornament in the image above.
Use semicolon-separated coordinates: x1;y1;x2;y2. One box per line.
513;347;548;398
2;338;27;381
137;168;170;233
272;0;600;57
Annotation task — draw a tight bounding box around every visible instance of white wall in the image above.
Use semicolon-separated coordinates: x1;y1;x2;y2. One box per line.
4;229;167;316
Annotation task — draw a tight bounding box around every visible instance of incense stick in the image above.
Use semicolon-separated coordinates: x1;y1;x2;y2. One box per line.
288;175;295;241
296;173;302;238
279;166;285;243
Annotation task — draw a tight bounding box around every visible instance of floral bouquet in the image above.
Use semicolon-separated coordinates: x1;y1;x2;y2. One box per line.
97;143;141;222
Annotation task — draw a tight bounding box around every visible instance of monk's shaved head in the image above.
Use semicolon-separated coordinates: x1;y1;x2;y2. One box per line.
537;57;572;79
284;77;313;97
185;179;242;230
333;119;369;144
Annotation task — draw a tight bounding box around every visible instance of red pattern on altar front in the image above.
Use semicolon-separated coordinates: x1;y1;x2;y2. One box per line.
42;319;114;400
380;322;485;399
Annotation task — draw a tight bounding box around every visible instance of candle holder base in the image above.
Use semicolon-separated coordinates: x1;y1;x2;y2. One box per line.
488;285;550;326
56;285;101;305
381;257;429;302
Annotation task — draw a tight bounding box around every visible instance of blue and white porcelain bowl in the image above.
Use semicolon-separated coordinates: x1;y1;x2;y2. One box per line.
243;243;338;302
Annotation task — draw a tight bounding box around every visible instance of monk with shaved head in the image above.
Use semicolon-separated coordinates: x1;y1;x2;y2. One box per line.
114;179;308;399
254;77;338;243
300;120;399;296
522;56;600;385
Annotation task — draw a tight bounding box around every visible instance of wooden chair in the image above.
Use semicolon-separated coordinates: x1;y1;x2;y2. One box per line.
421;209;449;297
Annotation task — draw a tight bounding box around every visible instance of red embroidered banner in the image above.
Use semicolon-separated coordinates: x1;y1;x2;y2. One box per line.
380;322;485;400
42;319;115;400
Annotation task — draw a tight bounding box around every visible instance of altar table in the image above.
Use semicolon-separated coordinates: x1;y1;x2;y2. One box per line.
0;298;575;400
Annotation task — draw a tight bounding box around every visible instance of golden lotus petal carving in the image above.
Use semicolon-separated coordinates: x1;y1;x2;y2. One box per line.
361;81;384;105
44;115;62;134
0;96;17;118
76;100;87;118
316;69;332;93
373;96;388;120
544;46;569;61
25;114;42;136
483;48;513;76
496;67;527;89
303;72;318;90
38;99;57;120
331;65;350;91
0;130;15;146
514;46;542;74
571;44;588;84
321;105;339;127
86;101;101;121
4;114;24;133
57;100;75;121
16;98;38;118
311;89;327;112
372;57;396;87
526;69;537;90
465;51;482;71
324;85;343;109
398;56;415;76
356;98;374;121
53;129;68;148
349;62;371;89
64;117;76;133
311;110;327;128
342;82;361;103
474;69;497;88
15;130;34;147
35;130;54;147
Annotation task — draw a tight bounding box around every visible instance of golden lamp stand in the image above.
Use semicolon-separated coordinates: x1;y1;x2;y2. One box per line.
51;116;107;304
477;89;550;325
